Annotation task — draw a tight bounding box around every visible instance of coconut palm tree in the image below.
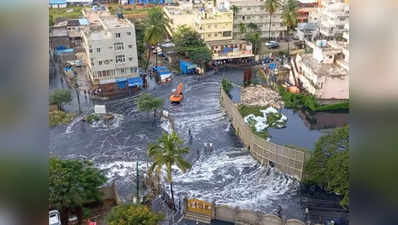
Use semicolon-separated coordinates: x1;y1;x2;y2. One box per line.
144;7;169;71
281;0;298;58
147;132;192;209
264;0;281;41
231;5;239;17
247;22;258;32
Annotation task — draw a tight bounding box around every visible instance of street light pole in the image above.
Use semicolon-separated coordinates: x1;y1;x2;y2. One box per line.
136;160;139;204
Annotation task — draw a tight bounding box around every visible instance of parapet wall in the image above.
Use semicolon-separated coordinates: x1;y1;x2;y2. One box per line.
220;88;309;180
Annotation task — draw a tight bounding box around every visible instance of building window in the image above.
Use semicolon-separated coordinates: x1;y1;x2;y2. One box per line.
104;60;110;64
128;44;133;48
129;57;133;61
99;60;102;65
89;48;93;53
127;32;132;35
130;67;137;73
116;33;121;38
121;68;125;73
114;42;124;51
116;55;126;63
96;48;101;53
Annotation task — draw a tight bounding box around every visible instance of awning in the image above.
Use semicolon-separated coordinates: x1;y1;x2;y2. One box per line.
128;77;143;87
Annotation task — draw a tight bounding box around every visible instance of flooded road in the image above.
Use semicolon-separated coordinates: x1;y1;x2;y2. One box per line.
49;67;347;220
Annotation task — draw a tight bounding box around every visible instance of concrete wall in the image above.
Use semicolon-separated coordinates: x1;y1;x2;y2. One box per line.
220;88;309;180
213;204;307;225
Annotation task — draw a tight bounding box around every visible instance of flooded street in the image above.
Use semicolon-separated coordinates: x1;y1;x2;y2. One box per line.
49;67;347;220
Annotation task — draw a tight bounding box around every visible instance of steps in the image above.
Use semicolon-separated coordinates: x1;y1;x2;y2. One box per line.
184;211;212;224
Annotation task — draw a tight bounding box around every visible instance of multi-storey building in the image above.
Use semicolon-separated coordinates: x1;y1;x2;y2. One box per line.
81;8;141;95
318;0;349;38
297;0;318;23
193;8;233;42
163;3;196;37
227;0;287;40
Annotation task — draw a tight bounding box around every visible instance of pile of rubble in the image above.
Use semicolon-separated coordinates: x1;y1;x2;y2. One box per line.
241;85;285;109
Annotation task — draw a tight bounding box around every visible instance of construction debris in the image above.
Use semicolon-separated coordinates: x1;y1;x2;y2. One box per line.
241;85;285;109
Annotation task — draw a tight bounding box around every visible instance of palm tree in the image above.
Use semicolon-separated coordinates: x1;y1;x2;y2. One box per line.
147;132;192;209
239;23;247;35
247;22;258;32
264;0;281;41
231;5;239;17
281;0;298;58
144;7;169;71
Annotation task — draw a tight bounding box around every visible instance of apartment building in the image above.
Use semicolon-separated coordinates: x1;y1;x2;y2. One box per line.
81;8;140;95
193;8;233;42
163;3;196;37
297;0;318;23
226;0;286;40
318;0;349;38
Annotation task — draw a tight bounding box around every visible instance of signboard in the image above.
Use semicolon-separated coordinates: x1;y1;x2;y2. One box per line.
186;198;212;216
94;105;106;114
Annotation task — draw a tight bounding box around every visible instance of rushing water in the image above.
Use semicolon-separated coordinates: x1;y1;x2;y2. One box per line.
49;67;347;220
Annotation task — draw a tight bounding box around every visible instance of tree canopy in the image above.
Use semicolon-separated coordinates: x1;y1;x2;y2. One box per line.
148;132;192;207
49;157;107;224
137;93;164;118
304;126;349;208
107;204;164;225
173;25;212;65
49;89;72;109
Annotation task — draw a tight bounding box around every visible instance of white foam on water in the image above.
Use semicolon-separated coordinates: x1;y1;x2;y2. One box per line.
170;148;298;211
90;113;124;131
65;115;84;134
160;117;173;134
99;160;149;178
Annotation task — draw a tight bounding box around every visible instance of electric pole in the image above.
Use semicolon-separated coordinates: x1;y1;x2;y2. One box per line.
136;160;139;204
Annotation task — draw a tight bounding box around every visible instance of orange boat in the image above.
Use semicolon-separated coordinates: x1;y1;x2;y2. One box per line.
170;82;184;103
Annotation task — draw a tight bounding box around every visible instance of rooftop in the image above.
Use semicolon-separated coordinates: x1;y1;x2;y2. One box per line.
301;54;347;77
50;28;68;37
207;39;252;46
228;0;264;7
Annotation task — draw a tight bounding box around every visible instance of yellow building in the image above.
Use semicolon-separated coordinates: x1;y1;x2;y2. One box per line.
164;4;233;43
193;8;233;42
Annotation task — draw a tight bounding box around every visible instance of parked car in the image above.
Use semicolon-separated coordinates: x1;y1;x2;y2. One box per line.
265;41;280;49
49;210;61;225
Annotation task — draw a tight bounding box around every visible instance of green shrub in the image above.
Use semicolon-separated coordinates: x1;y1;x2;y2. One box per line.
222;78;233;94
278;86;349;112
49;111;75;127
86;114;100;124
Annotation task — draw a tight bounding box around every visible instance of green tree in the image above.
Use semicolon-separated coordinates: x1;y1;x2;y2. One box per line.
231;5;239;17
281;0;298;57
147;132;192;209
265;0;281;40
107;204;164;225
245;32;261;54
49;89;72;111
137;93;164;120
238;23;247;35
49;158;107;225
173;25;212;66
304;126;349;208
247;22;258;32
144;7;168;71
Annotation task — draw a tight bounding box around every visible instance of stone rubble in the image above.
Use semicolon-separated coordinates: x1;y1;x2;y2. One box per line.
240;85;285;109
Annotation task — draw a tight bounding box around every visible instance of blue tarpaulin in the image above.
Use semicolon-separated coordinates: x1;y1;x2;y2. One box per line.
269;63;276;70
128;77;143;87
223;47;232;53
55;48;74;55
49;0;66;5
116;79;128;89
153;66;171;75
179;60;197;74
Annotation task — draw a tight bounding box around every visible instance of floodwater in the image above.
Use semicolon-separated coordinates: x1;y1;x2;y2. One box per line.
49;66;346;220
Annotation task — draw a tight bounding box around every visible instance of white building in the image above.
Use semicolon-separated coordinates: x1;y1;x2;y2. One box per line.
227;0;287;40
293;40;349;102
318;0;349;38
81;8;140;95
